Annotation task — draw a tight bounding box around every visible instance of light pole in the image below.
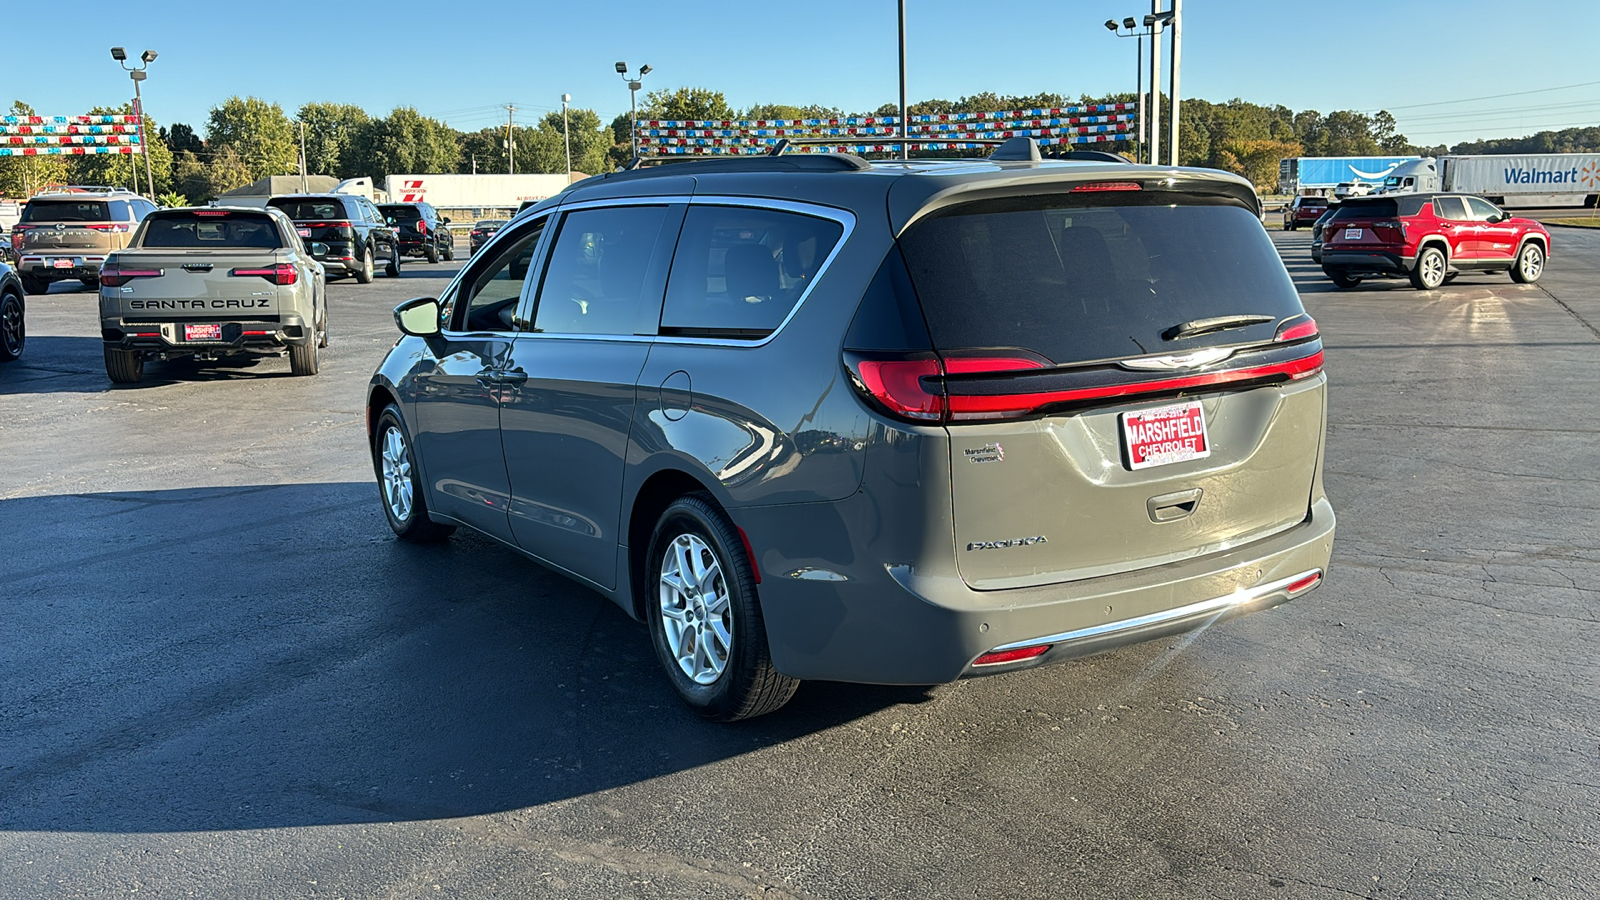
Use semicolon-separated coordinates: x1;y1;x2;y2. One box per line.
898;0;908;160
110;47;157;198
1142;8;1174;166
1104;17;1149;162
615;62;651;159
1168;0;1182;167
561;93;572;177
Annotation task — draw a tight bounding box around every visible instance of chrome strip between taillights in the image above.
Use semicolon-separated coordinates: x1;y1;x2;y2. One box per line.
981;568;1323;656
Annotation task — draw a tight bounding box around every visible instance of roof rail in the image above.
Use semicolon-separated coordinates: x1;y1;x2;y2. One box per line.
608;152;872;180
1043;149;1133;164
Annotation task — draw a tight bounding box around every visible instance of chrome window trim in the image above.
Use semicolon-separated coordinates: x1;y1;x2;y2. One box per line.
518;195;855;348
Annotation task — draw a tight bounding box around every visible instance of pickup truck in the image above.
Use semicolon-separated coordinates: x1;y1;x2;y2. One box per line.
98;207;327;383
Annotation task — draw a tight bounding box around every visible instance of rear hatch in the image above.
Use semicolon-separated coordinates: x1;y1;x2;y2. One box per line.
871;186;1325;590
1322;197;1410;252
16;198;127;252
102;209;296;320
379;205;424;242
267;196;355;255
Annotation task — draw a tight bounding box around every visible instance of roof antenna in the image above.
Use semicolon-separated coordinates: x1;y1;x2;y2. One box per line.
768;139;791;157
988;136;1042;163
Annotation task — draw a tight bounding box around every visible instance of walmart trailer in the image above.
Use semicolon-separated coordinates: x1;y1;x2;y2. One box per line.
1381;154;1600;208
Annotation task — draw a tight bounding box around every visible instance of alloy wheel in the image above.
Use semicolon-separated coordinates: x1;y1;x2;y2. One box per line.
380;425;414;523
658;533;732;685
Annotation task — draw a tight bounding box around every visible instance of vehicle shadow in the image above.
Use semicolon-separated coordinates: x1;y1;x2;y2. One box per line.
0;483;933;834
0;336;308;394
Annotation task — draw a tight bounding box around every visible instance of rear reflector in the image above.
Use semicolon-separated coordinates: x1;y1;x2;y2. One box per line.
973;645;1051;667
1285;571;1322;595
98;267;163;286
230;263;298;285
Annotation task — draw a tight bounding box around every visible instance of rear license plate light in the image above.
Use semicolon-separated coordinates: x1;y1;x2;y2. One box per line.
1121;400;1210;470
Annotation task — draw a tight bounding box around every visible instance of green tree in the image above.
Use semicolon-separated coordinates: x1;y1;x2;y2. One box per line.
163;123;203;155
1215;139;1303;192
354;107;460;176
456;127;506;174
641;87;735;122
540;108;611;175
296;102;371;179
205;96;296;180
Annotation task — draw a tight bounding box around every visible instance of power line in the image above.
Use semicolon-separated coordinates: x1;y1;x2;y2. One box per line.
1371;79;1600;112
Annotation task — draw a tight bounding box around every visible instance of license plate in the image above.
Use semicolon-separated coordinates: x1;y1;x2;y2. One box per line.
1121;401;1211;470
183;323;223;341
51;258;74;269
298;228;312;238
1343;228;1363;240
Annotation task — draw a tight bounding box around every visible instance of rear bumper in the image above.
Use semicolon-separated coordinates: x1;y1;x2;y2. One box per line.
101;314;310;352
739;494;1336;685
19;255;108;279
1321;249;1412;274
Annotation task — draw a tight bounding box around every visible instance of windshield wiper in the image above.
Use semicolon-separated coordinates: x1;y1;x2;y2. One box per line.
1163;314;1275;341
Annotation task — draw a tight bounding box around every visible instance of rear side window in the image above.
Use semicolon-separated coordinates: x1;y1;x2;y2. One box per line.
267;198;348;220
1433;197;1469;221
661;205;844;339
139;211;282;249
533;205;672;336
23;200;110;222
899;195;1304;365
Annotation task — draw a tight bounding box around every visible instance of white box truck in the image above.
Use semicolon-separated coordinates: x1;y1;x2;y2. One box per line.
1379;154;1600;208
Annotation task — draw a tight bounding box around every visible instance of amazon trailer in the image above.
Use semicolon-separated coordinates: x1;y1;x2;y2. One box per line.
1278;156;1420;195
1378;155;1600;208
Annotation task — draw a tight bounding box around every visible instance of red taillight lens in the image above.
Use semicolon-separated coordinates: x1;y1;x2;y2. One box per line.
1285;571;1322;594
974;645;1051;666
230;263;297;285
1274;316;1318;343
1370;219;1406;240
86;224;130;232
304;220;352;232
415;220;427;236
853;358;944;420
99;266;163;286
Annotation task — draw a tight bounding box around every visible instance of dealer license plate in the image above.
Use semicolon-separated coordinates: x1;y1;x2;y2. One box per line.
1343;228;1362;240
183;323;223;342
298;227;312;238
1121;401;1211;470
51;258;74;269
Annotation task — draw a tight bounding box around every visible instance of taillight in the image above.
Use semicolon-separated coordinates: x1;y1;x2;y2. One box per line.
86;224;130;232
99;266;163;286
415;220;427;236
303;220;352;232
1370;219;1407;240
230;263;298;285
1274;315;1318;343
852;357;944;420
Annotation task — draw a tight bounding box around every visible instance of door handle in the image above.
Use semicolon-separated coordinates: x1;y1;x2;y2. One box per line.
498;367;529;387
1147;488;1203;523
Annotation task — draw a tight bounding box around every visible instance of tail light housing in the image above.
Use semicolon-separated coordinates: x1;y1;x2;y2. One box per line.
230;263;298;285
86;224;131;233
415;220;427;236
303;220;352;233
1369;219;1407;241
98;265;164;286
1273;315;1318;343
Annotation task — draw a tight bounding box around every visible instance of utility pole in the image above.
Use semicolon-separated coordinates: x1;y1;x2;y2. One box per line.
506;104;516;175
562;93;572;178
1168;0;1182;167
299;119;308;192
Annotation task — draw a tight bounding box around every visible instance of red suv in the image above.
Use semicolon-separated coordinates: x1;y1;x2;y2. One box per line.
1320;194;1549;290
1282;196;1329;230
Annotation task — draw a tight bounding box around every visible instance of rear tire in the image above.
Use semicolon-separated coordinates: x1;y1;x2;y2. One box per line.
373;405;455;543
425;244;440;264
354;246;375;284
1323;267;1361;289
0;291;24;361
443;240;454;262
20;274;48;295
1410;246;1447;290
288;339;319;376
1510;242;1544;284
384;250;400;278
104;346;144;384
646;492;799;722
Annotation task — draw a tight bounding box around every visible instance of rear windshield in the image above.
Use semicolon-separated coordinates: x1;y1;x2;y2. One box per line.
1300;197;1328;206
899;195;1304;364
1330;199;1398;220
476;220;507;228
139;211;282;249
23;200;114;223
379;205;421;221
267;197;349;220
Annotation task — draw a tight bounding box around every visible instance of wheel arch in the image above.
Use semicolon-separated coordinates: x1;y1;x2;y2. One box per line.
626;466;730;621
1415;236;1450;261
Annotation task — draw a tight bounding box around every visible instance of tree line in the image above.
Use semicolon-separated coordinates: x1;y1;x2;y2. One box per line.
4;89;1596;203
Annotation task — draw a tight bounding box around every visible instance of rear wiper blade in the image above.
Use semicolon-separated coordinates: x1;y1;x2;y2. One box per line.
1163;314;1275;341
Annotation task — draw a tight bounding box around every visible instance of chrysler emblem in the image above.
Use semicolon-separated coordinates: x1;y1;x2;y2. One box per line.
1121;348;1234;371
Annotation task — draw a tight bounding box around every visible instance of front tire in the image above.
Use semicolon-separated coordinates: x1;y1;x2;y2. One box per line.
1410;246;1447;290
354;246;375;284
646;493;799;722
1510;242;1544;284
104;346;144;383
1323;266;1361;289
0;291;24;361
373;405;455;542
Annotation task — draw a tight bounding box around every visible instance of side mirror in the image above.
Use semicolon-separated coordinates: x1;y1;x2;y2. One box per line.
442;217;452;225
386;217;396;225
394;296;442;337
307;241;330;256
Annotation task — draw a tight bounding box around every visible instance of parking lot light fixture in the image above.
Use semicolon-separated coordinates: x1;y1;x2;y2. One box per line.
616;62;652;159
1106;17;1151;162
111;46;157;199
562;93;572;177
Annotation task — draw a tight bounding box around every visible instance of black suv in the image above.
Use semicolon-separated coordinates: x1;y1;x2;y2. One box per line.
367;140;1335;720
267;194;399;282
379;202;454;264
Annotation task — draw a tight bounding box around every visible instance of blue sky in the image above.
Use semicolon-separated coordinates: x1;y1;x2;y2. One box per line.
10;0;1599;147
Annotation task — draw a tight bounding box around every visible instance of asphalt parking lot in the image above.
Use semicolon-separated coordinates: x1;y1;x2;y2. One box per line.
2;228;1597;899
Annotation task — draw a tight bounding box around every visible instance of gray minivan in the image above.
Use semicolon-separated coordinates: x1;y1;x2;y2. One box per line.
367;141;1335;720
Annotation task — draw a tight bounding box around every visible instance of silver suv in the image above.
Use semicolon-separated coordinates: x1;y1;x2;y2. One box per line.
367;140;1336;720
11;187;154;294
